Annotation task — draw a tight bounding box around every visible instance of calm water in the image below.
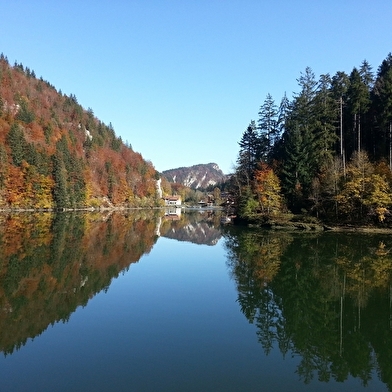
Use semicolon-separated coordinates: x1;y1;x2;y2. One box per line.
0;210;391;391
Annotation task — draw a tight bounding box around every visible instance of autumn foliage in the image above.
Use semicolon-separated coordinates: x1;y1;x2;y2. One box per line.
0;55;158;209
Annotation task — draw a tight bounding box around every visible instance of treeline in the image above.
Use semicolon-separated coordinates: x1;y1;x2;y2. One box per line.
231;53;392;224
0;55;158;209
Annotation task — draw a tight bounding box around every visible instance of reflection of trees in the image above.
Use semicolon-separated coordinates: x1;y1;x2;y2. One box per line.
0;211;159;355
224;230;392;389
224;228;292;354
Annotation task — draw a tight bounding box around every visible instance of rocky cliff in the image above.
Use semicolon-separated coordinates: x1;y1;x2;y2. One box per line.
162;163;227;189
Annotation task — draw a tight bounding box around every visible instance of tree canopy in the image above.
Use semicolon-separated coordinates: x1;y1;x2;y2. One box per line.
231;53;392;224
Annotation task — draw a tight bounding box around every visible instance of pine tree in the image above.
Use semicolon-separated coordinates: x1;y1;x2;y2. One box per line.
258;93;278;162
280;67;319;207
277;93;290;137
7;123;26;166
0;144;8;189
280;125;308;209
270;93;291;163
331;71;350;171
313;73;337;168
372;53;392;167
15;97;35;124
236;120;261;186
346;66;371;154
52;152;68;209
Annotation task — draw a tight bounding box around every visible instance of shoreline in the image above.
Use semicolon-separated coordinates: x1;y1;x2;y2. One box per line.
233;216;392;234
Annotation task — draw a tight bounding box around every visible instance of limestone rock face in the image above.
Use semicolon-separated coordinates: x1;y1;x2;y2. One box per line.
162;163;227;189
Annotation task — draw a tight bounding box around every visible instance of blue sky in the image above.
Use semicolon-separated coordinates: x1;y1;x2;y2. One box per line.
1;1;392;174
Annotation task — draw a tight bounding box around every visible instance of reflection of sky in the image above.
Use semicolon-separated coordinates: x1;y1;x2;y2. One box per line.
0;238;387;391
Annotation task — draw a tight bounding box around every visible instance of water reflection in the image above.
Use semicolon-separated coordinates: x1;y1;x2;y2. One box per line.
0;211;160;355
0;209;222;356
159;209;222;245
224;228;392;389
3;210;392;390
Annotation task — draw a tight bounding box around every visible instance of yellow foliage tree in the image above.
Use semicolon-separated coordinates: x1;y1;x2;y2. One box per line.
253;163;283;215
336;152;392;222
363;174;392;222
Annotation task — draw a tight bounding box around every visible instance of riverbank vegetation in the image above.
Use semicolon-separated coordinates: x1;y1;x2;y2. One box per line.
230;53;392;227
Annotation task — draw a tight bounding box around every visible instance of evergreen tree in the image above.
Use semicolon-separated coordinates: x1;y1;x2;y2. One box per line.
0;144;8;189
372;53;392;166
280;125;308;209
313;73;337;168
258;93;278;162
236;120;261;186
270;93;291;163
331;71;350;170
346;67;371;154
52;152;68;209
359;60;374;156
280;67;319;207
15;97;35;124
277;93;290;137
7;123;26;166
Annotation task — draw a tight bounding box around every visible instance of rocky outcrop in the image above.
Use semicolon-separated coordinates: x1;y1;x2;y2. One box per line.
162;163;227;189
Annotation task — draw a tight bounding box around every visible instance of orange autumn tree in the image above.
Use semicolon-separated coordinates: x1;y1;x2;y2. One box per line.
253;163;283;215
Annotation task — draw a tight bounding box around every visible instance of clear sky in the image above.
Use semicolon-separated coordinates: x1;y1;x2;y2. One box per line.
1;1;392;174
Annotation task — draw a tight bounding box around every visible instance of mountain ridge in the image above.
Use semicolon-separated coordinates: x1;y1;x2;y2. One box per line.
162;162;227;190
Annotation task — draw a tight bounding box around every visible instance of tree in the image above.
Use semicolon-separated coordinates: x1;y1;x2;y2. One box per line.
52;152;68;208
212;187;221;205
253;163;283;215
0;144;8;189
346;67;371;154
279;67;319;208
15;97;35;124
270;93;291;163
372;53;392;167
238;185;259;219
362;173;392;222
331;71;350;173
313;73;337;168
319;156;343;219
236;120;261;186
7;123;26;167
335;151;374;221
258;93;278;162
277;93;290;137
280;125;307;209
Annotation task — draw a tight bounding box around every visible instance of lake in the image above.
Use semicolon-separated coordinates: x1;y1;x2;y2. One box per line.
0;210;390;391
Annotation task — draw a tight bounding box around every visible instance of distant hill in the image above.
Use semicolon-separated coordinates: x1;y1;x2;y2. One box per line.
162;163;227;189
0;55;158;209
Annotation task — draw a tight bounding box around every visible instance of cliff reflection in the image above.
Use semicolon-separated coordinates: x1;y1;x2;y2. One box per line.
224;229;392;390
159;210;222;245
0;211;159;355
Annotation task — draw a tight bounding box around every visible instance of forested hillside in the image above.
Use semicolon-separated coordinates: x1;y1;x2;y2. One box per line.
0;55;158;210
233;53;392;225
